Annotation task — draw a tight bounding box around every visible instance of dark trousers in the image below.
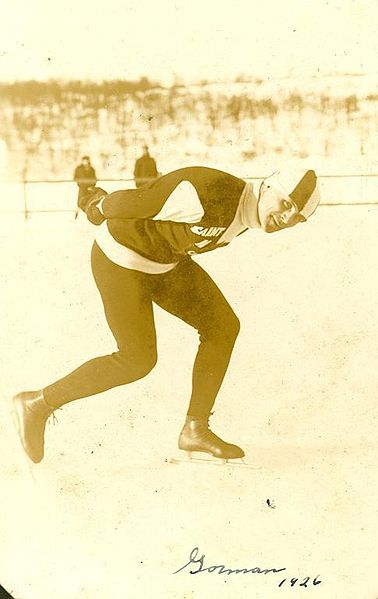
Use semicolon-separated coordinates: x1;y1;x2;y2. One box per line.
43;242;240;418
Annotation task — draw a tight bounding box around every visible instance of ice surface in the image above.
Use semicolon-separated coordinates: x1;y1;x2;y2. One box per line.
0;188;377;599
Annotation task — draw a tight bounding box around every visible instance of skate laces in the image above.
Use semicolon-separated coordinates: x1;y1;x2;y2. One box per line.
49;407;61;426
47;408;62;426
43;396;61;426
201;416;228;447
204;412;214;430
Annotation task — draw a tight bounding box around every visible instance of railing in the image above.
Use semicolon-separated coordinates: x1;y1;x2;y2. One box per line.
5;174;378;220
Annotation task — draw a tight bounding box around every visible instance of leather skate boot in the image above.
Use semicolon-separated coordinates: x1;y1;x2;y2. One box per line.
178;415;245;460
12;390;55;463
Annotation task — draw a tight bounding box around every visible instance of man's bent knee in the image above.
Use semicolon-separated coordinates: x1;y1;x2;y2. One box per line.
113;349;157;383
130;350;158;379
199;311;240;345
225;313;241;343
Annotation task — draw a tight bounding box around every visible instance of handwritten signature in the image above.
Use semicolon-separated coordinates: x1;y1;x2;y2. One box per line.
174;547;322;588
173;546;285;576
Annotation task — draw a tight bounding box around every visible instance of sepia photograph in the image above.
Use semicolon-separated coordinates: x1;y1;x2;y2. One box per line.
0;1;377;598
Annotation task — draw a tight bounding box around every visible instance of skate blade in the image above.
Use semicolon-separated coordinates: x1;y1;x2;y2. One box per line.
169;452;255;469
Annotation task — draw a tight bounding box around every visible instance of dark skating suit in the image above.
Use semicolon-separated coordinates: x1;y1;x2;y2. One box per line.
44;167;256;420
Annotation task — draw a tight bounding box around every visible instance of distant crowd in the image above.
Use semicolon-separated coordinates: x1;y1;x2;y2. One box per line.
73;145;159;214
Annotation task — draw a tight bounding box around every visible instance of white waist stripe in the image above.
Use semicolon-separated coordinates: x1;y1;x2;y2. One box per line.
95;222;178;274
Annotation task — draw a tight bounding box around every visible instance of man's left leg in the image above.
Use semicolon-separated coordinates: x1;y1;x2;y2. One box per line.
151;259;244;459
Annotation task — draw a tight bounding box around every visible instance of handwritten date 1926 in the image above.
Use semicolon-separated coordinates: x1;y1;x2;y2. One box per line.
278;575;322;588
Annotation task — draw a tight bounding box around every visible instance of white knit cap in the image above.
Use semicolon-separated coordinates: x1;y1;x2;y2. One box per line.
260;167;320;220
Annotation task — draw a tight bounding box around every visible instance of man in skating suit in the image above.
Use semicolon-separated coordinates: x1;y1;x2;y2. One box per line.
13;165;321;463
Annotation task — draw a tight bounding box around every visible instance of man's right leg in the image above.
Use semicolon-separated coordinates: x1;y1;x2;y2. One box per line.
43;243;157;408
13;242;157;462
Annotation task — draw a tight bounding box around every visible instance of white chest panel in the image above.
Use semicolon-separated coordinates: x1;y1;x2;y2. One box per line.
152;181;204;223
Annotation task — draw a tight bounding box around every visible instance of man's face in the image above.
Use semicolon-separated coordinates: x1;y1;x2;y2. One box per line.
258;181;306;233
82;158;90;168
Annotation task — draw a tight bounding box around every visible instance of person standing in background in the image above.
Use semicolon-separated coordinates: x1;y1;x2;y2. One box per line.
73;156;97;217
134;145;158;188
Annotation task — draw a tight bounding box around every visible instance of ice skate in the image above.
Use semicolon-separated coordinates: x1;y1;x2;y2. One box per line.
12;390;56;463
170;415;252;468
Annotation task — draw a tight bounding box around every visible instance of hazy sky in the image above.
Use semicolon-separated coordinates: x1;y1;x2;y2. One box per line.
1;0;377;83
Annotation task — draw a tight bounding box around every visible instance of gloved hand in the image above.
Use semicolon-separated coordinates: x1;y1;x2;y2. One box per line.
81;187;108;225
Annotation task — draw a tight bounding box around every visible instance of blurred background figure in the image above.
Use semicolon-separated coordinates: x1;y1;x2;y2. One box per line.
134;145;158;188
74;156;97;217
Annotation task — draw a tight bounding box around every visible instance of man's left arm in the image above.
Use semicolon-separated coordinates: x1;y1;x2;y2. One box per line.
82;184;171;224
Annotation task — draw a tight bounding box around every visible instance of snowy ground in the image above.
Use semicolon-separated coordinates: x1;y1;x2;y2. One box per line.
0;185;377;598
